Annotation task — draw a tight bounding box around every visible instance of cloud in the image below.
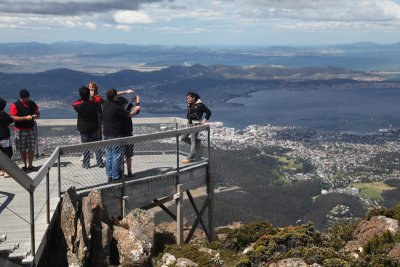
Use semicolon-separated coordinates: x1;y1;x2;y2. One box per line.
115;24;132;31
0;13;98;30
114;10;153;24
0;0;164;15
232;0;400;22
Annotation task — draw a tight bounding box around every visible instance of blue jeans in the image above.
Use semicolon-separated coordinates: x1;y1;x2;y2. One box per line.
80;131;104;168
104;135;123;180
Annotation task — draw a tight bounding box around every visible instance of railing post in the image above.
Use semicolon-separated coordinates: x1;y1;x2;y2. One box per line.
176;134;180;175
206;165;215;242
30;189;36;257
58;150;61;197
46;168;50;224
207;127;211;161
206;126;214;241
122;196;128;218
176;184;184;244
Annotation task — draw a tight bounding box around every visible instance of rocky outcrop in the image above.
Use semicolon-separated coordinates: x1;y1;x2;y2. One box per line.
158;253;198;267
176;258;198;267
60;187;78;253
268;258;322;267
113;209;155;266
66;189;111;266
388;243;400;259
345;215;399;258
89;222;111;267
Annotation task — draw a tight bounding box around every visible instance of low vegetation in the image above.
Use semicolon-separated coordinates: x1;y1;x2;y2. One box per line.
155;203;400;266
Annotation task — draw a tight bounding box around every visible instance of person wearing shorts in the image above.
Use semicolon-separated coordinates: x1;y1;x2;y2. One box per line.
10;89;40;172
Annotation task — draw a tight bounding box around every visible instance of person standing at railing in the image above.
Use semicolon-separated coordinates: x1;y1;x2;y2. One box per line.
181;92;211;164
88;81;135;139
9;89;40;172
72;86;105;169
0;97;14;177
103;89;140;182
116;96;141;178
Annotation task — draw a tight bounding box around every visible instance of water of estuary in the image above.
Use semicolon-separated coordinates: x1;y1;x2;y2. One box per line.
40;87;400;134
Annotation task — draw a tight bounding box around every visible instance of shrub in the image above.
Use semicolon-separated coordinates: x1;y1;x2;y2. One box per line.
161;244;212;266
223;221;276;251
326;222;358;250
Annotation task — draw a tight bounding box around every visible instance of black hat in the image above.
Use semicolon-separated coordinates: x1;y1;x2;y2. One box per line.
20;89;30;98
0;97;6;111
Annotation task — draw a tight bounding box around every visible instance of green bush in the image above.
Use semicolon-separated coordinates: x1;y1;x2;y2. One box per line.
326;222;358;250
242;223;326;265
223;221;276;251
161;244;212;266
282;246;355;266
365;207;394;220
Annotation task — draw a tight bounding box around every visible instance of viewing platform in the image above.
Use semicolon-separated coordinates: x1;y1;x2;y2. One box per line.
0;117;214;267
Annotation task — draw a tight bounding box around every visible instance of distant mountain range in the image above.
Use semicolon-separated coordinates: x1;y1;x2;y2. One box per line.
2;41;400;73
0;64;394;112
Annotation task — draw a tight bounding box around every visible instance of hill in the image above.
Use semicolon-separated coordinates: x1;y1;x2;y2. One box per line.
0;64;395;114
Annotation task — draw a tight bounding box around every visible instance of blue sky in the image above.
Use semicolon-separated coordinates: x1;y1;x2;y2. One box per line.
2;0;400;46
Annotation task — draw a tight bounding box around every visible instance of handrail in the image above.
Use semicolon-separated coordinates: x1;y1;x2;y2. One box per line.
36;117;188;127
32;147;60;188
58;125;209;152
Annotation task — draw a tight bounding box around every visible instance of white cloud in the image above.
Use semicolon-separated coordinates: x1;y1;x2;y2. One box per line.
114;10;153;24
86;22;97;29
115;24;131;31
232;0;400;22
0;13;97;30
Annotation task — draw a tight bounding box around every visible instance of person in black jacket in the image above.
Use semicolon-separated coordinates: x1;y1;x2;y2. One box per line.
181;92;211;164
102;89;140;181
0;97;14;177
10;89;40;171
72;86;104;169
116;96;140;177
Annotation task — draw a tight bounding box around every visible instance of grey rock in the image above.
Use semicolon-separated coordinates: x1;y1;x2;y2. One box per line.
60;187;78;252
176;258;198;267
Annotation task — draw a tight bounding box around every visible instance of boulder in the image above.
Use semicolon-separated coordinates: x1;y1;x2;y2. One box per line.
66;251;83;267
60;187;78;252
161;253;177;266
388;243;400;259
176;258;198;267
88;189;111;225
345;216;399;258
119;209;155;255
113;225;148;266
268;258;321;267
61;188;112;267
89;222;111;267
74;196;92;264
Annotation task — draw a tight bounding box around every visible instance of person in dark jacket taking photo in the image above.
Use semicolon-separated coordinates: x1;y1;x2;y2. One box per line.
102;89;141;182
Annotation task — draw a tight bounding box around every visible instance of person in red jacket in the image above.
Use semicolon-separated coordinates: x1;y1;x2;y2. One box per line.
10;89;40;171
72;86;104;169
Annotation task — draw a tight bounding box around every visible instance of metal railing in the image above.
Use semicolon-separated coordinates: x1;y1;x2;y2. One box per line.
0;117;211;265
